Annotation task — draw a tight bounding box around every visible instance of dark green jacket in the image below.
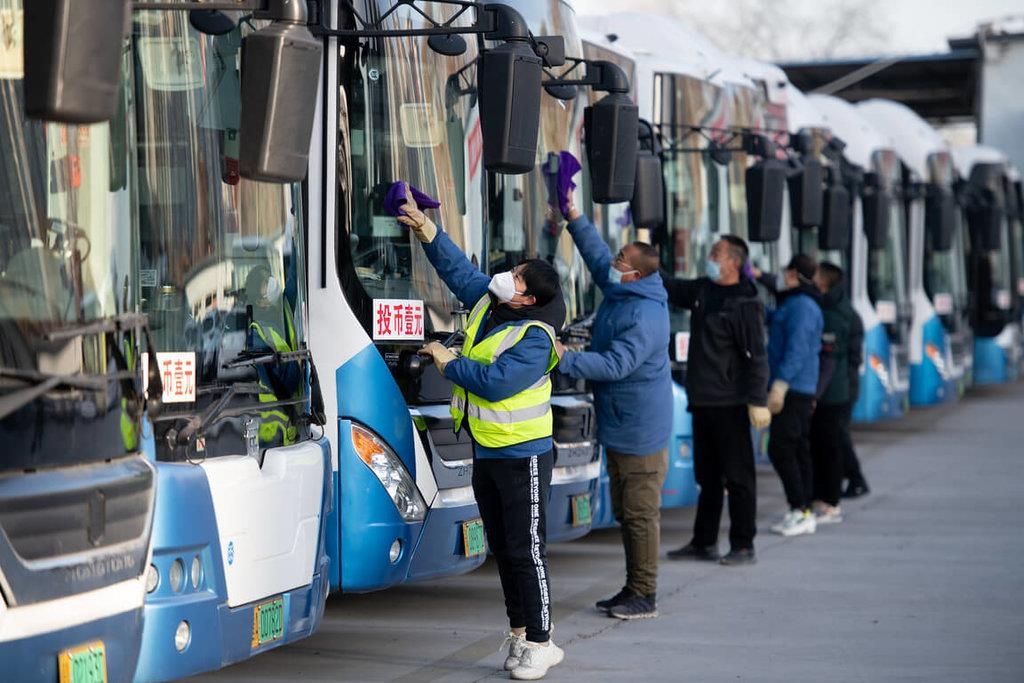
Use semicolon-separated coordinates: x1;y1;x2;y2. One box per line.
820;284;864;405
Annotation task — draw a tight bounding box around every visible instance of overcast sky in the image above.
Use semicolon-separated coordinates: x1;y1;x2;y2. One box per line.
573;0;1024;60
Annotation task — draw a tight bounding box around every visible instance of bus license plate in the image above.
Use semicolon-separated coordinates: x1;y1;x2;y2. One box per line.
251;596;285;649
462;519;486;557
58;641;107;683
572;494;592;527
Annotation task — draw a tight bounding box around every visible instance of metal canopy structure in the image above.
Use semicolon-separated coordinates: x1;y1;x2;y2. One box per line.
779;45;980;123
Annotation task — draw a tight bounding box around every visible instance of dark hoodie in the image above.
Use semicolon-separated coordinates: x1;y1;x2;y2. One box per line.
663;275;770;408
819;283;864;405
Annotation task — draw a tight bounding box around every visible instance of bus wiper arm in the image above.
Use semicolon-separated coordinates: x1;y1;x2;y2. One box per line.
222;348;310;370
168;381;264;447
0;367;120;421
42;312;149;342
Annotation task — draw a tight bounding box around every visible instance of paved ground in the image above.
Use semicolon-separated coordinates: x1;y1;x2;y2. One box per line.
194;382;1024;682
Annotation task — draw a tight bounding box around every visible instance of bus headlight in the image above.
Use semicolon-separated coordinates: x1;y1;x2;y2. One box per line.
169;559;185;593
145;564;159;593
351;423;426;522
190;555;202;589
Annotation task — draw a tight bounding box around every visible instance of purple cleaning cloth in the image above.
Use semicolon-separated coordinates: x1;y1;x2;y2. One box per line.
542;151;581;216
741;262;756;280
383;181;441;218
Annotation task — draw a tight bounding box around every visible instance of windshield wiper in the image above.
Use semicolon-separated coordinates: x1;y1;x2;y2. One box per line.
0;367;130;421
42;312;149;342
222;348;310;370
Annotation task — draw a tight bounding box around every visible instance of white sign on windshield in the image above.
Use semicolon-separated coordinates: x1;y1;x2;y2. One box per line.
137;37;203;91
674;332;690;362
142;351;197;403
400;103;443;148
373;299;425;341
933;293;953;316
876;300;897;324
0;10;24;79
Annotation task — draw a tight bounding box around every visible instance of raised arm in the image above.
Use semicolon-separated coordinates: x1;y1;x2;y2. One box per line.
564;212;613;287
420;230;490;307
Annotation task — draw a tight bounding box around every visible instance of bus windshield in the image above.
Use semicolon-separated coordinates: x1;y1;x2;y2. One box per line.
867;152;908;339
344;2;480;335
484;0;588;326
0;4;140;470
131;11;309;459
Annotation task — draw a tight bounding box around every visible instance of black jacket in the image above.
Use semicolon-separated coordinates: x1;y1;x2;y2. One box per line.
664;276;769;408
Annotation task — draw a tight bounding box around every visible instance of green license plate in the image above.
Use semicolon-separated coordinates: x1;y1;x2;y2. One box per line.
251;596;285;648
58;641;107;683
572;493;592;526
462;518;486;557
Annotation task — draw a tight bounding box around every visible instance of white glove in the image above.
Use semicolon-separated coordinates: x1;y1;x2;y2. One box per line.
394;182;438;243
418;341;456;373
748;404;771;429
767;380;789;415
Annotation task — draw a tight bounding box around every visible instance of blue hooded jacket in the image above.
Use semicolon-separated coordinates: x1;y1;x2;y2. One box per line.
767;285;824;396
558;216;673;456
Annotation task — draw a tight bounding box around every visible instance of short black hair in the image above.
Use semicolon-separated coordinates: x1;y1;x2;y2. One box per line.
518;258;561;306
719;234;749;265
629;242;661;276
818;261;844;289
786;253;818;281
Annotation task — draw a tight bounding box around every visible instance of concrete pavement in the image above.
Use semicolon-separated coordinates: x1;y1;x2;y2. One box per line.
193;382;1024;682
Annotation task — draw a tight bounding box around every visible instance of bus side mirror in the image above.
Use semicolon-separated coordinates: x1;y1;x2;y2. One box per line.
745;159;787;242
478;41;542;174
788;159;824;228
861;173;890;248
585;93;639;203
239;15;323;183
967;198;1002;250
630;120;664;230
925;185;955;251
819;184;851;250
23;0;128;123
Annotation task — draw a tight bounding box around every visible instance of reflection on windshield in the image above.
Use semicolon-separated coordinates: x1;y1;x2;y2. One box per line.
1;1;140;468
132;12;308;456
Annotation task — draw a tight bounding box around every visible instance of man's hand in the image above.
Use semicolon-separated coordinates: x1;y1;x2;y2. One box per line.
767;380;789;415
395;182;438;243
748;404;771;429
555;340;567;359
418;341;456;373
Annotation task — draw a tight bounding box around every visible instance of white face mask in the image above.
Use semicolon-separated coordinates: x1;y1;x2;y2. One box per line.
264;275;282;303
775;272;788;292
488;271;521;303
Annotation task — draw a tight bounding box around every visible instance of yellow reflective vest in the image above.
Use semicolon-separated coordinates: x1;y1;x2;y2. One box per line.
250;306;299;446
450;295;559;449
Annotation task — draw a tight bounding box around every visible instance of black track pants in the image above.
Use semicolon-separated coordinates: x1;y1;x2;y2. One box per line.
810;403;845;506
768;392;815;511
691;406;757;551
472;450;554;643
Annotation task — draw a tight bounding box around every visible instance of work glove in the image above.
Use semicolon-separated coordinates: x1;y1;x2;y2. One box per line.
748;404;771;429
418;341;457;373
392;182;439;243
766;380;789;415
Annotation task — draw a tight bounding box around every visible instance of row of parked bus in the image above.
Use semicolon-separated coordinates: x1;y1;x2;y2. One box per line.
2;2;1022;682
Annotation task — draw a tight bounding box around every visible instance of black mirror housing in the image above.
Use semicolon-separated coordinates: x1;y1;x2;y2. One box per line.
585;93;639;203
925;185;955;251
861;173;891;248
967;202;1003;250
23;0;128;123
745;159;787;242
631;152;664;230
819;184;851;250
239;20;322;182
788;159;824;228
479;41;542;174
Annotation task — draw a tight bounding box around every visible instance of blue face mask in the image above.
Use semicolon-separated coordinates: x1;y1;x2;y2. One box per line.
608;266;638;285
706;259;722;281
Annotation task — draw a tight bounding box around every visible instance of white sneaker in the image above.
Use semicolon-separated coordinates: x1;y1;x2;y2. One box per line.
772;509;816;536
502;631;527;671
511;640;565;680
814;504;843;525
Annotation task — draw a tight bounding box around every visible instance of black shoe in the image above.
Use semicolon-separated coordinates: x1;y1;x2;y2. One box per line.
609;592;658;620
595;587;632;613
666;542;720;561
841;482;870;499
719;548;756;566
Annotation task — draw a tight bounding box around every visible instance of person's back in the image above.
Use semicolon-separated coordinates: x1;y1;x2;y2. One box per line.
819;282;855;406
767;288;824;396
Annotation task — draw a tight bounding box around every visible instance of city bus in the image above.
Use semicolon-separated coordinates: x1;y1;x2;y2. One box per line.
951;145;1024;385
0;2;154;680
128;6;331;681
810;94;911;422
858;99;971;404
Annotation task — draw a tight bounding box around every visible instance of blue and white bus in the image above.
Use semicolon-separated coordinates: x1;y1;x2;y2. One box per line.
0;4;155;681
128;8;331;681
810;95;911;423
951;145;1024;385
858;99;971;404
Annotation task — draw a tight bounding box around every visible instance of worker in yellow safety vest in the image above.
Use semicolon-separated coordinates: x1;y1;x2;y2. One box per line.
394;181;569;680
245;265;299;447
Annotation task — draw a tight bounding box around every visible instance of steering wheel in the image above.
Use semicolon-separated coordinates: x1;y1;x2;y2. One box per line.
48;219;92;262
